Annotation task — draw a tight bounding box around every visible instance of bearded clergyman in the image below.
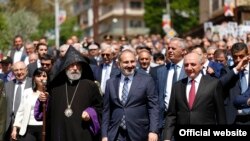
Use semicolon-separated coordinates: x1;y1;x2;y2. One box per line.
34;47;103;141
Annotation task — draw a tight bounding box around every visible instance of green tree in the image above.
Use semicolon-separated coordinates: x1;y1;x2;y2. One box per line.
5;9;39;41
60;17;82;44
144;0;199;36
0;12;10;54
170;0;199;35
144;0;165;35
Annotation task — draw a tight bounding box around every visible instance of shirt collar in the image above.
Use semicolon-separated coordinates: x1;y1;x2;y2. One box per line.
188;73;202;83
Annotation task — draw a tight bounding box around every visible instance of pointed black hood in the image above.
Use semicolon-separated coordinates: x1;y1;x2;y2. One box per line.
52;46;94;86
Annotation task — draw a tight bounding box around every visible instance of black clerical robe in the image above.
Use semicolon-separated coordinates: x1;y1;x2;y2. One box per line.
47;79;102;141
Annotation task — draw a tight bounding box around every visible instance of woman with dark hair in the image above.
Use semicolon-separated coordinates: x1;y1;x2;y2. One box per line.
11;68;48;141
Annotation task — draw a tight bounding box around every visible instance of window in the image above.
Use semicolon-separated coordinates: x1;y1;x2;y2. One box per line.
130;20;142;27
130;1;142;9
212;0;220;11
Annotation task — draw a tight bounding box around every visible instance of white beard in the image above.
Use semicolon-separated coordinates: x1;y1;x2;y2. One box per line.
66;69;82;81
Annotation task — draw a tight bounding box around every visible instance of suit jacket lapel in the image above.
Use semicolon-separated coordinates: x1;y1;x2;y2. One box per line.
113;74;122;105
10;81;15;111
179;66;187;80
161;64;170;94
181;78;189;109
126;72;140;105
192;76;205;109
24;77;32;89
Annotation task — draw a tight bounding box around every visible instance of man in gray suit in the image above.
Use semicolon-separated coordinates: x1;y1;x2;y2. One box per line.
4;61;32;141
0;79;6;141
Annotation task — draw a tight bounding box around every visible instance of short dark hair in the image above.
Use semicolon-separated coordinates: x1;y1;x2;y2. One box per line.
153;53;165;62
40;54;54;64
231;42;248;55
36;42;48;50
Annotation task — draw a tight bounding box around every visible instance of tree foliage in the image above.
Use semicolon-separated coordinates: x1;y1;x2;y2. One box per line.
0;12;10;53
0;0;81;51
144;0;199;36
60;17;82;44
5;9;40;41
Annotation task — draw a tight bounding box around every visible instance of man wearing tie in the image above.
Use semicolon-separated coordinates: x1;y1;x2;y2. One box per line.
102;49;159;141
163;52;226;141
155;37;187;136
3;61;32;141
220;42;250;124
92;45;119;94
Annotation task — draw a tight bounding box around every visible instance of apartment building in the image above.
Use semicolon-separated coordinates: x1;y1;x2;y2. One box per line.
75;0;149;40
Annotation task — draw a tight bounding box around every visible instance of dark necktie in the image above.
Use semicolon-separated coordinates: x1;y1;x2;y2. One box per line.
188;79;195;109
172;64;177;84
240;71;250;114
120;77;129;130
14;82;22;114
240;71;248;93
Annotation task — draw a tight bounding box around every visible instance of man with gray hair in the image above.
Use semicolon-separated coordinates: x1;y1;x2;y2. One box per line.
154;37;187;138
163;52;226;140
92;45;119;94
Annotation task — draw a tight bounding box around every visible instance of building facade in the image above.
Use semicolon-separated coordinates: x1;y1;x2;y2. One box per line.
74;0;149;41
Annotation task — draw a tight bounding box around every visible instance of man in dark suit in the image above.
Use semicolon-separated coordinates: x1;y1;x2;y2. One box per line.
27;43;48;77
3;61;32;141
102;49;159;141
220;42;250;124
92;45;119;94
163;52;226;141
8;35;27;64
155;37;187;136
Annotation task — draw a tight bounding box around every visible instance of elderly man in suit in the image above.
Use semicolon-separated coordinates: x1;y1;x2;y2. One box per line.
0;79;6;141
102;49;159;141
92;44;119;94
3;61;32;141
163;52;226;141
155;37;187;137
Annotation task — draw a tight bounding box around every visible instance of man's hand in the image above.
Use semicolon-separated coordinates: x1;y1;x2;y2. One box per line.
38;91;49;102
206;67;215;75
81;111;90;121
148;132;158;141
247;98;250;106
11;127;18;140
102;137;108;141
235;56;249;72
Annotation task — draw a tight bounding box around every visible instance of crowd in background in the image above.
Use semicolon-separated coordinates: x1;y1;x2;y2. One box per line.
1;29;250;141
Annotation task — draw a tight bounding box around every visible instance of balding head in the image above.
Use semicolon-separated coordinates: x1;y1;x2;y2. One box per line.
12;61;28;81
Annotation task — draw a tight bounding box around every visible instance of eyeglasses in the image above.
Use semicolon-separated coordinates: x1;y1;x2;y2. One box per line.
101;53;111;57
41;63;51;67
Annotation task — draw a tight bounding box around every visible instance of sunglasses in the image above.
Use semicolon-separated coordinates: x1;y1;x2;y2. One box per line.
41;63;51;66
101;53;111;57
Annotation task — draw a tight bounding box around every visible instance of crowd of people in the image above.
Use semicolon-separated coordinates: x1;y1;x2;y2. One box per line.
0;31;250;141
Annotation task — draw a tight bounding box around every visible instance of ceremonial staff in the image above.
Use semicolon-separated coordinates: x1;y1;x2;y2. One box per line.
42;80;47;141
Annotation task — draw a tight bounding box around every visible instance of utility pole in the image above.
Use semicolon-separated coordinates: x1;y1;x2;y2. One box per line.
93;0;99;42
55;0;60;49
166;0;170;15
46;0;60;49
123;0;127;36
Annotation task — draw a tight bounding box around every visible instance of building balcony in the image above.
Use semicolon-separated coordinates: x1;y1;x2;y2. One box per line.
99;8;144;22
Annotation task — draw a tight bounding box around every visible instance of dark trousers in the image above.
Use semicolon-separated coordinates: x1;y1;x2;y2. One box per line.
4;115;14;141
19;125;42;141
235;115;250;125
115;127;131;141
